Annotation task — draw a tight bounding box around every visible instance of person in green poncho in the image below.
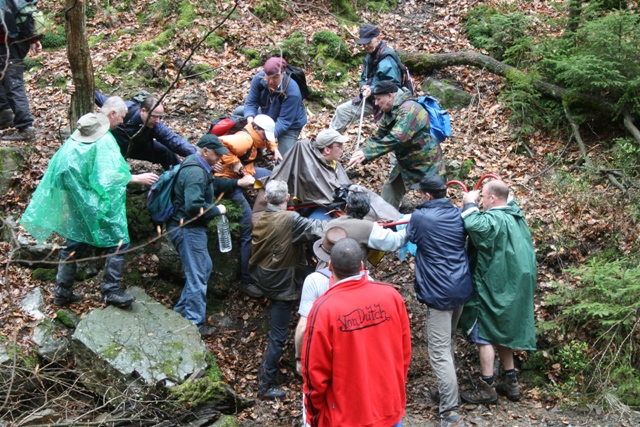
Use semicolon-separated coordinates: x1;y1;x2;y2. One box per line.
458;180;537;405
21;105;158;308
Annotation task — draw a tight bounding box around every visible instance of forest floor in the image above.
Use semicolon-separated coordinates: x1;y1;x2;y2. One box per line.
1;0;639;426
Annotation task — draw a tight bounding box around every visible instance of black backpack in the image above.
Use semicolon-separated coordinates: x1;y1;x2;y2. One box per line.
3;0;46;42
380;51;414;96
285;64;310;100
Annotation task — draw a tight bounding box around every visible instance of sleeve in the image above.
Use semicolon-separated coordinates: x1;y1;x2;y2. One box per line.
302;303;332;427
371;56;402;89
220;133;253;166
398;296;412;378
152;123;196;157
243;74;262;119
273;77;302;138
212;177;239;196
182;169;221;222
291;214;326;244
367;223;409;252
94;90;107;108
361;103;415;161
298;274;323;317
359;59;369;89
463;211;497;249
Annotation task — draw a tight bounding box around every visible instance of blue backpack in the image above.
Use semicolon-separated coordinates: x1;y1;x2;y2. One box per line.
415;95;452;143
146;162;203;223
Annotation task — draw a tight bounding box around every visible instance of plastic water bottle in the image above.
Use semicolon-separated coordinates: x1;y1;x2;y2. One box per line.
217;214;232;253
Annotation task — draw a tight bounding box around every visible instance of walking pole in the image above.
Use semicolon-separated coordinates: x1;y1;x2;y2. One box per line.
354;93;368;152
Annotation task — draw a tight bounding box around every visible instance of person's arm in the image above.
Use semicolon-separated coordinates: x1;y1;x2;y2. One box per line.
243;74;263;120
290;214;326;244
360;102;417;162
294;316;307;374
128;173;158;186
273;77;302;138
152;122;196;157
367;223;409;252
94;90;108;108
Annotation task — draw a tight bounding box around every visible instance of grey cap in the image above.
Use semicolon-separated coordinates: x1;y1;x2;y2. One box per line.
314;129;349;149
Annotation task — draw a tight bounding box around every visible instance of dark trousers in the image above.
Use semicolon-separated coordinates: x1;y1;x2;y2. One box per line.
0;41;34;129
119;138;181;171
259;299;294;390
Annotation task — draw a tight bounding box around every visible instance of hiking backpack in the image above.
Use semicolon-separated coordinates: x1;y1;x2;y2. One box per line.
380;51;414;96
3;0;46;42
285;64;310;100
146;163;203;223
208;114;248;137
415;95;452;143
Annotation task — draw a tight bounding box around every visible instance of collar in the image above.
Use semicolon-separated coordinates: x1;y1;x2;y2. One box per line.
194;153;213;174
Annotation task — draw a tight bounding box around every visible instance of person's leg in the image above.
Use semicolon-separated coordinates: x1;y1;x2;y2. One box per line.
259;299;294;396
101;243;135;307
495;344;521;401
426;307;459;415
276;128;302;157
381;173;406;209
329;99;373;134
169;226;212;329
1;41;34;140
128;138;180;170
54;239;88;305
496;345;515;370
253;167;271;180
460;322;498;404
228;189;252;284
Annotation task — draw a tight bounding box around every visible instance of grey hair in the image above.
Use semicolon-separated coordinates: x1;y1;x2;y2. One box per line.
100;96;127;116
265;180;288;205
195;146;203;155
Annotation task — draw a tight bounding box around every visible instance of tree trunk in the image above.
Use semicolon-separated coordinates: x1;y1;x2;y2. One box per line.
65;0;94;131
398;50;615;113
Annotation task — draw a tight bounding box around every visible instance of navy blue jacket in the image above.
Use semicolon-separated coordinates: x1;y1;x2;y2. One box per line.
243;71;307;138
407;198;472;310
95;91;196;158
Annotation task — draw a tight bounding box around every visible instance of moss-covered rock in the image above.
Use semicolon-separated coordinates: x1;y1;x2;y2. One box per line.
312;31;351;62
31;268;57;282
422;78;473;110
55;309;81;328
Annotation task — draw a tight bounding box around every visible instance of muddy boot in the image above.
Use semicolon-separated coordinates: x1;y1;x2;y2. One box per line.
103;289;135;308
3;126;35;141
460;379;498;405
0;109;14;129
53;285;83;306
496;374;522;402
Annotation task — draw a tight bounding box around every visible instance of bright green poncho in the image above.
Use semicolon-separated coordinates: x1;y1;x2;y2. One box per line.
21;132;132;248
459;201;537;350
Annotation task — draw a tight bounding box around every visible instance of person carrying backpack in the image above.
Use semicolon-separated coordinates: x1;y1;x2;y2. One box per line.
329;24;413;135
94;90;196;170
348;81;445;209
0;0;43;141
240;57;307;156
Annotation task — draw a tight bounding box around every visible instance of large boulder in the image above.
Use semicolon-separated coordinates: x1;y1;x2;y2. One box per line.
422;78;473;110
22;288;70;362
0;146;31;196
71;286;209;398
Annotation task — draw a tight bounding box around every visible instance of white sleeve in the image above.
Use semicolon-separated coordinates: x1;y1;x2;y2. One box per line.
298;273;330;317
367;223;410;252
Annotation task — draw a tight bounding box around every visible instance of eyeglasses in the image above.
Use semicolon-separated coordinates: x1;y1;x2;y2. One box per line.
150;113;164;119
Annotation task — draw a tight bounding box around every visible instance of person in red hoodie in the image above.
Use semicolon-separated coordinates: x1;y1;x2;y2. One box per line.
302;238;412;427
0;17;41;141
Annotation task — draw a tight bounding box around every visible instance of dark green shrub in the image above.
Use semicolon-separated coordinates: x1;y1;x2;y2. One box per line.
264;32;310;67
41;26;66;49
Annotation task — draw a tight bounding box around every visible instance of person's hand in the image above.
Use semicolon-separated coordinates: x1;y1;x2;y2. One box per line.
30;41;42;57
216;204;227;215
231;162;242;173
361;85;371;99
67;82;76;95
247;116;254;124
463;190;480;204
130;173;159;186
238;174;256;188
348;150;366;168
212;162;224;173
273;149;283;164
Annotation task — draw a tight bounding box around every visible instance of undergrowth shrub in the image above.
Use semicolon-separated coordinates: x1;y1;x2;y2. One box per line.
538;259;640;409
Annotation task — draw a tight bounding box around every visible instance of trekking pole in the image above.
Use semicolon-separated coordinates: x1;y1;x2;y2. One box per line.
354;94;368;152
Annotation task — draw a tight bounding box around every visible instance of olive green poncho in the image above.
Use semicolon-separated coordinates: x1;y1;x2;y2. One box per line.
460;201;537;350
21;132;132;248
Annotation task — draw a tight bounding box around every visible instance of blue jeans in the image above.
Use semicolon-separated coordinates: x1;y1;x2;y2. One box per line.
276;127;302;156
228;167;270;284
56;239;128;295
259;299;294;390
169;226;212;329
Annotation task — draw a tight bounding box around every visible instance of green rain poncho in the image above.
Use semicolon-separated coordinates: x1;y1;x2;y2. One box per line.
459;201;537;350
21;132;132;248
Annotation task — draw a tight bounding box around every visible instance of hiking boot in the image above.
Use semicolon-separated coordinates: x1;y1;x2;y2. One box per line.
53;285;83;306
103;289;135;308
440;411;467;427
496;375;522;402
258;386;287;400
242;283;264;298
460;379;498;405
0;109;14;129
2;126;35;141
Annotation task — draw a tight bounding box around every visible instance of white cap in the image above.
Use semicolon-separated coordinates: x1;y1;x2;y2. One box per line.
253;114;276;142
